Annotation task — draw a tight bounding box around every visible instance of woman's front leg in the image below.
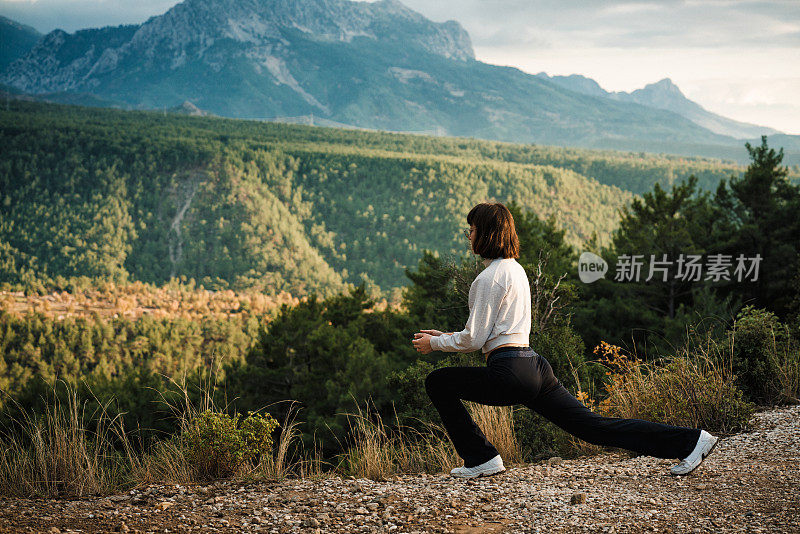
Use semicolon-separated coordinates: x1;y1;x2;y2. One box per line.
424;366;517;467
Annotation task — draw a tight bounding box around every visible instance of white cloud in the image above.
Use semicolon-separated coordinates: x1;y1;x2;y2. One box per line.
684;77;800;134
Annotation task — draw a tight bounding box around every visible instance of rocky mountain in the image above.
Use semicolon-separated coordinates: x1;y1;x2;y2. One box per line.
1;0;797;163
2;0;472;96
537;73;780;140
0;15;41;71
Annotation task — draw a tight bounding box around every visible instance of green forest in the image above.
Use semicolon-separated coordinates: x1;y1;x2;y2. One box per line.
6;100;790;294
1;101;800;490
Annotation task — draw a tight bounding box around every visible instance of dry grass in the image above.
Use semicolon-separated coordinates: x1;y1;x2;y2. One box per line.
0;371;218;496
253;402;320;481
0;382;134;497
341;405;395;480
777;354;800;404
0;377;465;496
0;374;371;496
3;321;770;496
129;438;193;486
765;327;800;404
341;403;460;480
465;403;523;464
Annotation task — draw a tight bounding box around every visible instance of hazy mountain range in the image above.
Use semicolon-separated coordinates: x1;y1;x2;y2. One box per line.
534;74;781;141
1;0;798;164
0;15;41;71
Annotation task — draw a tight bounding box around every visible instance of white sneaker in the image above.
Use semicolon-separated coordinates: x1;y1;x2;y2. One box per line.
670;430;719;476
450;455;505;479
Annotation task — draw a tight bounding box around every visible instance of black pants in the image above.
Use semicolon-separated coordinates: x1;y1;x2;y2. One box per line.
424;347;701;467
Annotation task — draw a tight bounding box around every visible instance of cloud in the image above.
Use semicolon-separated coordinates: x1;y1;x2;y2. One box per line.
5;0;798;48
402;0;800;49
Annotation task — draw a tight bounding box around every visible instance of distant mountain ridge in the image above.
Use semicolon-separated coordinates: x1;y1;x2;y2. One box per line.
535;73;780;140
0;15;42;71
1;0;798;165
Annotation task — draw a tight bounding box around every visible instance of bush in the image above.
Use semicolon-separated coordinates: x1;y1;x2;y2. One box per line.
512;408;577;461
593;341;753;434
731;306;800;404
530;322;592;392
182;410;278;480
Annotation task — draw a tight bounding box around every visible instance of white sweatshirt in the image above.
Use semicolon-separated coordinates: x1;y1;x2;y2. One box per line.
429;257;531;354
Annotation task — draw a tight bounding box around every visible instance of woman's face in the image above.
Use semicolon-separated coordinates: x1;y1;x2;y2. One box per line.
466;225;476;252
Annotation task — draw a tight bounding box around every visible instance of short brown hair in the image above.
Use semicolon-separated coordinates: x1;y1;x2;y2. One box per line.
467;202;520;259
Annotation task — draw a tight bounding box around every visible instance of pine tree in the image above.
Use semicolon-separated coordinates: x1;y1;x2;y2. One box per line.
719;136;800;316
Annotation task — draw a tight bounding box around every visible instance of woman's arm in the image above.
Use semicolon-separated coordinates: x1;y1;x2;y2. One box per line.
429;275;505;353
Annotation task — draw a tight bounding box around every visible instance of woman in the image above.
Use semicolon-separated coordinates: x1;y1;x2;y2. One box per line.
411;202;718;479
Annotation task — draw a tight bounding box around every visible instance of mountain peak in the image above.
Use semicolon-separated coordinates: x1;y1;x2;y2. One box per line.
638;78;685;98
161;0;473;60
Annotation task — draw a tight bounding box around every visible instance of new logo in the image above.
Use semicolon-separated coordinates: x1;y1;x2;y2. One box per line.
578;252;608;283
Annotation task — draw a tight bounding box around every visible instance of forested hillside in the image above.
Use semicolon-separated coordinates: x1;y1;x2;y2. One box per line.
1;119;799;490
0;101;772;294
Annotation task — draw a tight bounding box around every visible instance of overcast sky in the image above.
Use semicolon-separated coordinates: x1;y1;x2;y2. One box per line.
2;0;799;134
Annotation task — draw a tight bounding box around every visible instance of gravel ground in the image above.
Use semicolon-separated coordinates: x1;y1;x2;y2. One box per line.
2;405;798;534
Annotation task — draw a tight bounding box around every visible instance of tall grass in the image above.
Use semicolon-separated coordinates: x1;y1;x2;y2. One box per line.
776;353;800;404
129;438;192;486
340;403;460;480
339;400;526;480
253;401;323;481
0;368;312;495
4;316;791;496
0;382;135;497
465;403;523;464
765;325;800;404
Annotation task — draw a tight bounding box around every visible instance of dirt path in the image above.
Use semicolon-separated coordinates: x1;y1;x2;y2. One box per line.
2;406;798;534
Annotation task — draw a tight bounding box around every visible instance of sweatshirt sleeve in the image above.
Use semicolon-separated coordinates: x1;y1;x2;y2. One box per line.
430;274;506;353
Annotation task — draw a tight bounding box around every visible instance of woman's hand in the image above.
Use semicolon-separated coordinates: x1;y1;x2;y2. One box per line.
419;329;444;336
412;332;434;354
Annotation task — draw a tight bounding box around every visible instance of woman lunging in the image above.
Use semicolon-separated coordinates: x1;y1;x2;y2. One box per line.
411;202;718;478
